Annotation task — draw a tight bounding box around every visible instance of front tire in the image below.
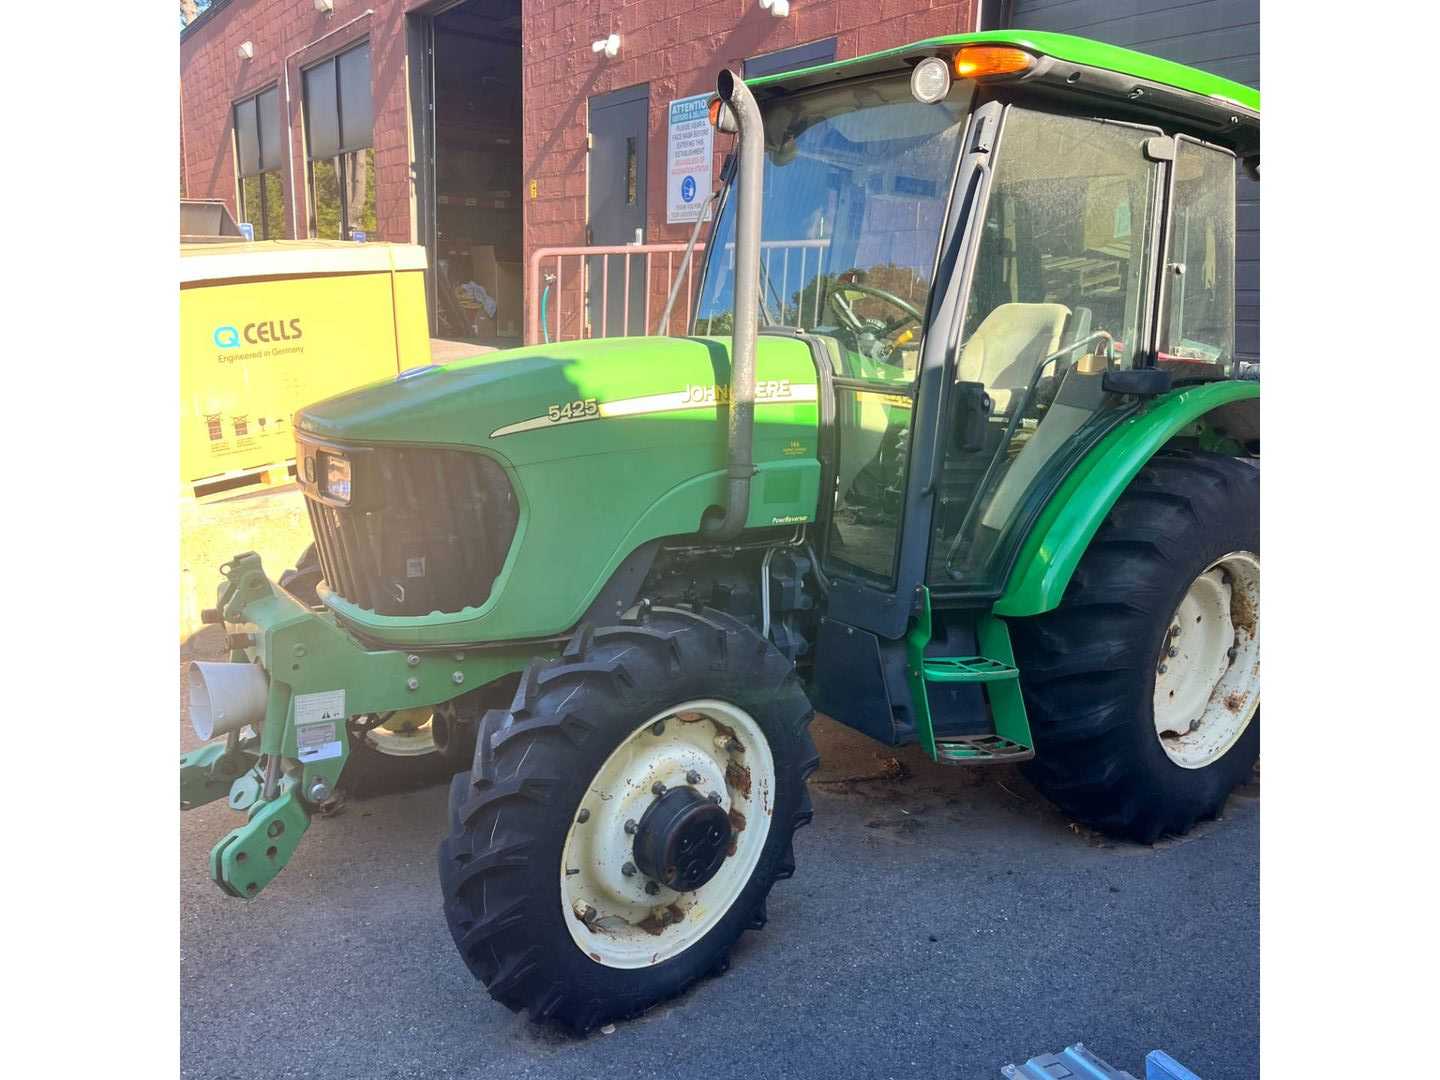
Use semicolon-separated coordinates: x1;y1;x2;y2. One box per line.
438;604;817;1033
1011;450;1260;843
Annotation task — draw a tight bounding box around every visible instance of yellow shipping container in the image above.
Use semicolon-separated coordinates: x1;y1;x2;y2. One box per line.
180;240;431;493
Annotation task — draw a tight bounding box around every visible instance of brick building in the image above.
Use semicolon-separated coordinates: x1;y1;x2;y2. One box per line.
180;0;1257;353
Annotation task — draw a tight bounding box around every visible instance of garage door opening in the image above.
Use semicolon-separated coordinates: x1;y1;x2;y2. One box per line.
417;0;524;347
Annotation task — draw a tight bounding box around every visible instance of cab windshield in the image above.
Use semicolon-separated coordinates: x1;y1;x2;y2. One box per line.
694;74;974;382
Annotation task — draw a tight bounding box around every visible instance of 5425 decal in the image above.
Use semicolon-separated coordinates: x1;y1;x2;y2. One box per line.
547;399;599;422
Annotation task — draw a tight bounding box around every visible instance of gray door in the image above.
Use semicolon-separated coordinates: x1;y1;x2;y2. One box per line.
588;84;649;336
1003;0;1259;363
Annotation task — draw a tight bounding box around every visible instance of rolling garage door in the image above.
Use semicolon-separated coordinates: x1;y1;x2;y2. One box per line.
1004;1;1259;363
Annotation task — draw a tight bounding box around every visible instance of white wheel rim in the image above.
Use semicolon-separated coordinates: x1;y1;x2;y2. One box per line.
364;708;437;758
561;699;776;969
1153;551;1260;769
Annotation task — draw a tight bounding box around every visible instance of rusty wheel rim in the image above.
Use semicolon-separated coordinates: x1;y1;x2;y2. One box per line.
1153;551;1260;769
560;699;775;969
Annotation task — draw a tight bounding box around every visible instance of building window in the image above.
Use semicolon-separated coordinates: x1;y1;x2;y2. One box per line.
742;37;837;79
302;42;376;239
234;86;286;239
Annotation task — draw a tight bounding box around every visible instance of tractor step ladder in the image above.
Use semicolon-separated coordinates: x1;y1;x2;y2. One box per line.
907;589;1035;765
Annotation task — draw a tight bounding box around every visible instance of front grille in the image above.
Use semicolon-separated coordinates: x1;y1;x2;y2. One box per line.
301;444;519;616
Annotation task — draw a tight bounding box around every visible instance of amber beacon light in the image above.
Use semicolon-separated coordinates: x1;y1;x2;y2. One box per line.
952;45;1035;79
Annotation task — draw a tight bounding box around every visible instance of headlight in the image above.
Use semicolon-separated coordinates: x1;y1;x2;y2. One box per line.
322;454;352;504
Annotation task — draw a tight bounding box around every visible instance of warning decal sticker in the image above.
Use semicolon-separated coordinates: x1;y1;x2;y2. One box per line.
294;689;346;763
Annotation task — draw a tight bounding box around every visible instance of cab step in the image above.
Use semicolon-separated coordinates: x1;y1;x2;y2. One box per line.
921;656;1019;684
935;734;1034;764
907;588;1035;767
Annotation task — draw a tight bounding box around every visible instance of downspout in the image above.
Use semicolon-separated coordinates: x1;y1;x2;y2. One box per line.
701;67;763;540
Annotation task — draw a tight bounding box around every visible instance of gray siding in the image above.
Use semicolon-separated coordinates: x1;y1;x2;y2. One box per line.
1006;0;1259;361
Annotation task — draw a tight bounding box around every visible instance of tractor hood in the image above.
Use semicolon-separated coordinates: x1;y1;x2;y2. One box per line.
295;334;821;467
290;334;824;645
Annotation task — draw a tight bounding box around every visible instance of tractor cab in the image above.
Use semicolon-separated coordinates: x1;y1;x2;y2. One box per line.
693;36;1257;759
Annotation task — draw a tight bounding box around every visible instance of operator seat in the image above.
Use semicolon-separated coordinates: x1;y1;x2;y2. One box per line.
934;302;1071;574
956;302;1070;414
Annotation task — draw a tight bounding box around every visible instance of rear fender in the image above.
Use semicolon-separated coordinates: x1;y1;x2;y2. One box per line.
994;381;1258;618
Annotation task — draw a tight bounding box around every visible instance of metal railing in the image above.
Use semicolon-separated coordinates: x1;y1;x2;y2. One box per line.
526;243;707;345
751;238;832;329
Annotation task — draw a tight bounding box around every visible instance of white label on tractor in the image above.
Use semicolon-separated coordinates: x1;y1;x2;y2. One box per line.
294;690;346;762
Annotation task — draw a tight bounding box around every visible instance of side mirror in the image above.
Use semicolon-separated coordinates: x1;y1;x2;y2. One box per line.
951;381;993;453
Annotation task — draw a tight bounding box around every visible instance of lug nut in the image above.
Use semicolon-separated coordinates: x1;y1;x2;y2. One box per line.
651;720;666;736
1227;646;1239;659
576;808;590;824
1157;664;1168;675
624;818;638;835
1168;647;1179;658
651;781;667;796
725;737;743;754
707;791;722;804
686;770;702;785
645;881;660;896
621;862;637;877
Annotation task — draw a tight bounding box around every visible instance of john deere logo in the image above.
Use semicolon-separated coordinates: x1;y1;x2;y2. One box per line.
213;325;240;349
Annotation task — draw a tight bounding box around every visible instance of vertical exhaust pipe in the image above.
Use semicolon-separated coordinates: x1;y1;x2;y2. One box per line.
702;68;763;540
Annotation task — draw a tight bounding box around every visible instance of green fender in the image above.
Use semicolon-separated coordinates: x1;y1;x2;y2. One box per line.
994;381;1259;618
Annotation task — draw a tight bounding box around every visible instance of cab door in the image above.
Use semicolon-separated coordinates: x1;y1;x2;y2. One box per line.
817;101;1006;641
807;101;1003;745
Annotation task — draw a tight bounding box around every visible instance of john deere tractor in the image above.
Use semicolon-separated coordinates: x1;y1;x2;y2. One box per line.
183;31;1259;1032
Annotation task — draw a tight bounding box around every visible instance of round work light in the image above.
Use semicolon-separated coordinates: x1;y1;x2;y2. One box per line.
910;56;952;104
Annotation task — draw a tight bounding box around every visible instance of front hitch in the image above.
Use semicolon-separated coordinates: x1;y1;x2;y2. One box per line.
181;551;534;900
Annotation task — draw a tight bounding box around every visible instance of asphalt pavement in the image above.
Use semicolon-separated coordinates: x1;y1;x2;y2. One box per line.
180;637;1259;1080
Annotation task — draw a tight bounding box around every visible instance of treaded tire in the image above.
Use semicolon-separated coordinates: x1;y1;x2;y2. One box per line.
1010;449;1259;843
338;683;505;799
337;730;460;798
438;604;818;1033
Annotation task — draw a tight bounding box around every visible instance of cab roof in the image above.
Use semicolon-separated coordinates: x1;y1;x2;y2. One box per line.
747;30;1259;157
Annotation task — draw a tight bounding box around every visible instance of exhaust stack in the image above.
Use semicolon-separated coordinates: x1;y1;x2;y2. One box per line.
702;67;763;540
187;661;269;741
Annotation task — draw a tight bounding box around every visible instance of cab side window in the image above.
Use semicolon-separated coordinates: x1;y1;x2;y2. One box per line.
1160;139;1237;377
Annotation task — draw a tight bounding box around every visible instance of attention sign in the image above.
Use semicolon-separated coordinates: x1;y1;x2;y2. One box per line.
666;93;714;225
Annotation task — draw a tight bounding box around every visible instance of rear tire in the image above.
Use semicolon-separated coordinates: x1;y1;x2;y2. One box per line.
438;604;817;1033
1010;450;1259;843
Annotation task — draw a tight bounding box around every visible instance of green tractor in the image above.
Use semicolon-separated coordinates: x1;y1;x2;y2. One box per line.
183;30;1259;1033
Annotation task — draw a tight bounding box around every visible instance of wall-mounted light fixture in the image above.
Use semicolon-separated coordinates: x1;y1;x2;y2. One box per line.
314;0;335;13
759;0;790;18
591;33;620;59
236;40;255;60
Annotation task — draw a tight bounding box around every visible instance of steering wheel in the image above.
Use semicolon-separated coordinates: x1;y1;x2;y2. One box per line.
827;282;924;339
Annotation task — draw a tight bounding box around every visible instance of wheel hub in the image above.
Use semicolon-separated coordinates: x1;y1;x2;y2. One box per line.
632;786;731;892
